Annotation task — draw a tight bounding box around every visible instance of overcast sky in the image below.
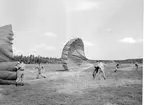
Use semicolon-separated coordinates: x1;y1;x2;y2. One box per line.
0;0;143;60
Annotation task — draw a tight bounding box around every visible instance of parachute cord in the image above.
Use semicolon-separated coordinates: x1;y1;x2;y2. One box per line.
74;49;87;60
111;60;116;64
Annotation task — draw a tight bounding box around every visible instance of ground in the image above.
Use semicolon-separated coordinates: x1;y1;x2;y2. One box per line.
0;63;142;105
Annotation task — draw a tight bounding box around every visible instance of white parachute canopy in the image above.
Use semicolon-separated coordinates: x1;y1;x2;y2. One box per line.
0;24;14;62
61;38;93;71
0;24;18;84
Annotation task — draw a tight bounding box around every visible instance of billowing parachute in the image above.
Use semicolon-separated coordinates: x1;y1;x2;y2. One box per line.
0;24;14;62
0;25;18;85
61;38;93;71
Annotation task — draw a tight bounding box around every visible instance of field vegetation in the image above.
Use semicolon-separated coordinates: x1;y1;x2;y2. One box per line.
0;63;142;105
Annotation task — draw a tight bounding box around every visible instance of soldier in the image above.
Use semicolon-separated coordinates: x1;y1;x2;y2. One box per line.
35;63;46;79
114;63;119;72
15;61;25;86
92;62;106;80
135;62;139;71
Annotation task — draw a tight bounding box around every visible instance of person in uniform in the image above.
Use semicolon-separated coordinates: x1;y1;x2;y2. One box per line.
15;61;25;86
35;63;46;79
92;62;106;80
135;62;139;71
114;63;119;72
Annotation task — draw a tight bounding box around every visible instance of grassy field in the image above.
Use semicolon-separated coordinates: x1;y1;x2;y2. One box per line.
0;63;142;105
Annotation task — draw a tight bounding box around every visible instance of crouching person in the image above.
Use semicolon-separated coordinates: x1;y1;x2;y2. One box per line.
15;61;25;86
135;62;139;71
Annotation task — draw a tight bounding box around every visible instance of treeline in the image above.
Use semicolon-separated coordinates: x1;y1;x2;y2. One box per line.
88;58;143;64
119;58;143;64
14;55;143;64
14;55;62;64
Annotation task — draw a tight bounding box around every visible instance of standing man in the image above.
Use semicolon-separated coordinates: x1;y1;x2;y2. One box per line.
35;62;46;79
135;62;139;71
114;63;119;72
15;61;25;86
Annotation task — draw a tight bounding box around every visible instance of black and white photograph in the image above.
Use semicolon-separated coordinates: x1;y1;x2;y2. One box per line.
0;0;143;105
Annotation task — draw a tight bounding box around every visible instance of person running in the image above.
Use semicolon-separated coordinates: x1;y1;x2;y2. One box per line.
15;61;25;86
92;62;106;80
135;62;139;71
114;63;119;72
35;63;46;79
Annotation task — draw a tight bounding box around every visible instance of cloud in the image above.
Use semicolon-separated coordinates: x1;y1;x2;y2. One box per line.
137;38;143;43
29;43;56;55
83;40;95;47
119;37;136;43
44;32;57;37
119;37;143;44
67;1;100;12
45;46;56;50
13;47;24;55
28;50;37;56
35;44;47;49
33;43;56;51
106;28;112;32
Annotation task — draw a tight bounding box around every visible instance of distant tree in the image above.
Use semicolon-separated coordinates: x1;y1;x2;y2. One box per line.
14;55;62;64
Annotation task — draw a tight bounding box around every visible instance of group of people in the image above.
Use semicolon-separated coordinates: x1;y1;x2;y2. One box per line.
15;61;46;86
114;62;139;72
15;60;139;86
92;62;139;80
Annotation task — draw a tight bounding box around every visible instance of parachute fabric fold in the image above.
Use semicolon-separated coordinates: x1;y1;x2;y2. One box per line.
0;71;17;80
0;24;14;62
0;25;18;85
0;79;17;85
0;62;18;71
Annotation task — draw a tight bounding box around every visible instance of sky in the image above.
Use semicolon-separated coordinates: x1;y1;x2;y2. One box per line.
0;0;143;60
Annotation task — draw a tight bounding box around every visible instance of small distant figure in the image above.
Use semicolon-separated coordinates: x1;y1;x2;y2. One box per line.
114;63;119;72
92;62;106;80
35;64;46;79
15;61;25;86
135;62;139;71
